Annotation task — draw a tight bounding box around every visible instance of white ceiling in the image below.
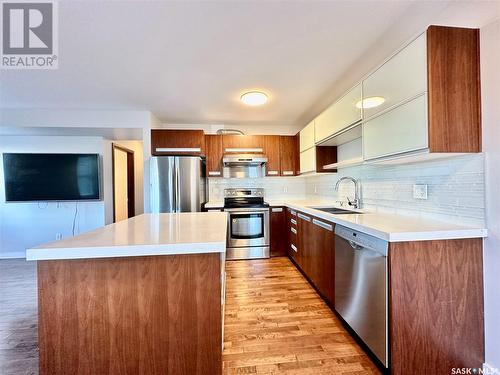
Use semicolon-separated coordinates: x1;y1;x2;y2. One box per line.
1;1;498;131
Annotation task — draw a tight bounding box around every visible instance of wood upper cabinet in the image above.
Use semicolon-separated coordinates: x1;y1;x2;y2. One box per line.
362;25;481;160
299;121;315;152
279;135;299;176
151;129;205;156
270;207;287;257
222;135;265;153
205;134;223;176
263;136;281;176
315;84;362;144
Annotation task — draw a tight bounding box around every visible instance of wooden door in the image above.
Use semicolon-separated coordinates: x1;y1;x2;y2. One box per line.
222;135;264;153
263;136;281;176
310;217;335;305
205;134;223;177
296;212;313;273
270;207;287;257
151;129;205;156
279;136;299;176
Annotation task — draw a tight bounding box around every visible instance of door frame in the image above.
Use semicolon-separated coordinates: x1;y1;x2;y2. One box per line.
112;143;135;222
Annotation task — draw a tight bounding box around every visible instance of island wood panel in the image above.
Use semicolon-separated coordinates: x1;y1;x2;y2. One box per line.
205;134;223;175
37;253;222;375
427;25;481;153
279;135;300;176
388;238;484;375
151;129;205;155
270;207;287;257
263;135;281;175
222;135;265;152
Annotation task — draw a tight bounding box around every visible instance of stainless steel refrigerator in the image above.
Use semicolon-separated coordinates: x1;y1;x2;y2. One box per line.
150;156;206;213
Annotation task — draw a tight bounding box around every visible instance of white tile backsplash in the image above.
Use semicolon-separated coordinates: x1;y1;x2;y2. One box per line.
208;154;485;226
208;177;307;201
304;154;485;226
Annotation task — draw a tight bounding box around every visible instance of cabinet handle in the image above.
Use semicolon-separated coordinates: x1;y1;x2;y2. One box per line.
207;209;222;212
208;171;221;176
267;171;279;175
291;227;297;234
282;171;294;175
156;147;201;153
312;219;333;231
290;218;297;225
272;207;283;212
297;213;311;221
291;244;297;252
224;148;263;153
289;210;297;216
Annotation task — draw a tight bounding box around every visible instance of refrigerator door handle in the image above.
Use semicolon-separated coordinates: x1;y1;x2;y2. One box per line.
174;157;179;212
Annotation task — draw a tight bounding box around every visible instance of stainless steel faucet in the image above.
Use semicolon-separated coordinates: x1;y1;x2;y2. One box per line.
334;176;361;209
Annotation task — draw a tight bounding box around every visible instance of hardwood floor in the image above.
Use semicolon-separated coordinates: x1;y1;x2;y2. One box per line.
0;257;380;375
222;257;381;375
0;259;38;375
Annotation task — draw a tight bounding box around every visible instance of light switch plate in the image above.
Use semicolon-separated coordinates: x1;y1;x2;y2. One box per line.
413;184;428;200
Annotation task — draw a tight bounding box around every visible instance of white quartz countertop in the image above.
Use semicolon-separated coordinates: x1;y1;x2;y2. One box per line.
205;198;487;242
26;213;228;261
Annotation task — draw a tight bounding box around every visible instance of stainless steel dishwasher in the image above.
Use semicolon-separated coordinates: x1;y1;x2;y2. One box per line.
334;225;388;367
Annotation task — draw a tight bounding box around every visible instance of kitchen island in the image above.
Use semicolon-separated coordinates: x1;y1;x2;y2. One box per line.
26;213;227;375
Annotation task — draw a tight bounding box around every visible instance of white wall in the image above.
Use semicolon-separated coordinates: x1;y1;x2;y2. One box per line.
0;136;108;258
480;18;500;372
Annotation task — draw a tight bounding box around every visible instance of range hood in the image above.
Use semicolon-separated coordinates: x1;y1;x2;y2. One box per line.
223;154;268;166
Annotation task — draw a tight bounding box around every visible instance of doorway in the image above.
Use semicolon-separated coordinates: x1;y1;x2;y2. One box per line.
112;143;135;222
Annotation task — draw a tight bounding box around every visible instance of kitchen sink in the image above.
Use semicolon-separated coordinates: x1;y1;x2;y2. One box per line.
309;207;362;215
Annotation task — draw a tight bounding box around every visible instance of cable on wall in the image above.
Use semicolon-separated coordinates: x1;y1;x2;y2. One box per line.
72;202;79;236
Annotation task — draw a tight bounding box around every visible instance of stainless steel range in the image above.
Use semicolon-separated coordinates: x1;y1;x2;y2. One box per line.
223;188;270;260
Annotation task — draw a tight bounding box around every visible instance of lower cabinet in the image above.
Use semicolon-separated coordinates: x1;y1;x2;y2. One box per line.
270;207;287;257
292;210;335;306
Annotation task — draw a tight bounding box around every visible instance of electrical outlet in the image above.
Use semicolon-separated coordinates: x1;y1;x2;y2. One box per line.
56;233;63;240
283;186;288;193
413;184;428;200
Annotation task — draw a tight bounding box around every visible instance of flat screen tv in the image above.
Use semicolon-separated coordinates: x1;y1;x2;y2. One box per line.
3;153;101;202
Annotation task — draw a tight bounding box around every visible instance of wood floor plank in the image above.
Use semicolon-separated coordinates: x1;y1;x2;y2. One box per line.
222;257;381;375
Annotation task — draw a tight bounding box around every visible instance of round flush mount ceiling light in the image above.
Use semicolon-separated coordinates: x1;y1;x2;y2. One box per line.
240;91;268;106
355;96;386;109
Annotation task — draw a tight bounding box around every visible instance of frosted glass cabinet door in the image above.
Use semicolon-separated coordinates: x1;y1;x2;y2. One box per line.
300;147;316;174
315;84;362;143
363;33;427;119
363;95;428;160
300;120;315;152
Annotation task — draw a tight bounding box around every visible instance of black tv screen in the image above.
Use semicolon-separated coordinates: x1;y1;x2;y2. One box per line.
3;153;101;202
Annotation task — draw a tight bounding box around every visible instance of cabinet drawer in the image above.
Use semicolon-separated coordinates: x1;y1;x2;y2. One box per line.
315;84;362;143
299;147;316;174
363;94;428;160
363;33;427;119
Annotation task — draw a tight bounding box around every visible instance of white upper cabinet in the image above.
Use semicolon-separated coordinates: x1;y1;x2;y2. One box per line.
362;33;427;119
315;84;362;144
363;94;428;160
299;147;316;174
299;120;315;152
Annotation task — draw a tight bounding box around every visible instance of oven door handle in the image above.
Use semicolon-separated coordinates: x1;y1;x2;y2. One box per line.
228;211;267;216
224;208;269;213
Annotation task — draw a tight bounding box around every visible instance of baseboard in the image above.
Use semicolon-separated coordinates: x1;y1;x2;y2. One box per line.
484;363;500;374
0;252;26;259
